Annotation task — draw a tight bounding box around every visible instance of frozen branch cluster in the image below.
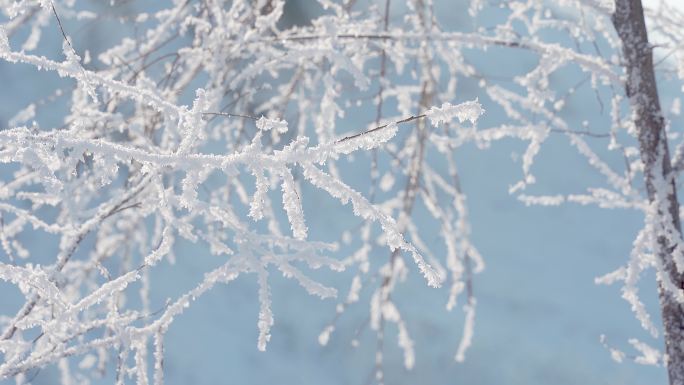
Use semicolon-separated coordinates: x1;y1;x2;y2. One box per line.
0;0;488;383
2;0;684;383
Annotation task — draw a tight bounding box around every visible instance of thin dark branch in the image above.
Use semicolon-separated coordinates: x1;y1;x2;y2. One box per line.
549;128;611;138
201;112;259;121
264;32;526;49
50;2;70;45
336;114;427;143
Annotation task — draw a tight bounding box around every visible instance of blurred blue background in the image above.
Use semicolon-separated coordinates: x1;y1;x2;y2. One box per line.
0;0;678;384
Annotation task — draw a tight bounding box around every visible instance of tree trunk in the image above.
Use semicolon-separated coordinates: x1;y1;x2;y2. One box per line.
612;1;684;383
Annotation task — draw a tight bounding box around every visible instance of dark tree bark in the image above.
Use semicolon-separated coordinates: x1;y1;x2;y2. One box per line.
612;1;684;383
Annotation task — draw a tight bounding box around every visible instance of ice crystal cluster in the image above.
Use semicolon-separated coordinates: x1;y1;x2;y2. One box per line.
1;0;684;383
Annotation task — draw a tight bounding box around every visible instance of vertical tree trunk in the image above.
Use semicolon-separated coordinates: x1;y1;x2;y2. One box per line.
612;1;684;383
